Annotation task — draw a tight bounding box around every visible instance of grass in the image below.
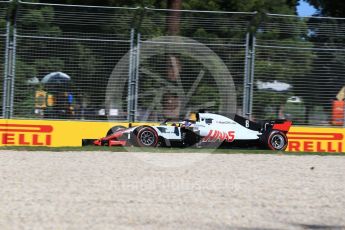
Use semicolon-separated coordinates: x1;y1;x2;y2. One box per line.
0;146;344;156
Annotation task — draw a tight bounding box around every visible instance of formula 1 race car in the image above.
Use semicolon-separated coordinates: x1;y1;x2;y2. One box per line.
93;113;292;150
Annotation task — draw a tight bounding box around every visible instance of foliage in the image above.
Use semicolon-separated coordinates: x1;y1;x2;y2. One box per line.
306;0;345;17
20;6;61;35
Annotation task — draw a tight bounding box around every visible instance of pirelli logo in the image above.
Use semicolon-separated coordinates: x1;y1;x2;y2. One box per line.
287;132;344;153
0;124;53;146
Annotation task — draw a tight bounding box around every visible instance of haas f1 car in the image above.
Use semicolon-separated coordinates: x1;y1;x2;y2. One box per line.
93;113;292;151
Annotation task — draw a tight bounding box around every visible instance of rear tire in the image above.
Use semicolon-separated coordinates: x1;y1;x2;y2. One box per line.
267;130;288;151
136;127;159;147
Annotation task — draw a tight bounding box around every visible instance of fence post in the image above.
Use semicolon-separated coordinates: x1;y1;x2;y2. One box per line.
2;23;16;119
242;32;250;117
127;29;135;122
9;27;16;118
243;33;255;119
127;29;142;122
127;31;141;122
2;21;10;118
248;35;256;120
134;33;141;122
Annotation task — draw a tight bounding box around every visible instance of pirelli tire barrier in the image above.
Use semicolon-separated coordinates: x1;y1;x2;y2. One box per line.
287;128;345;153
0;119;157;147
0;119;344;153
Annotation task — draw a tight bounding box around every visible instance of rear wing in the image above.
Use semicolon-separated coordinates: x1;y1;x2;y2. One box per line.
272;120;292;132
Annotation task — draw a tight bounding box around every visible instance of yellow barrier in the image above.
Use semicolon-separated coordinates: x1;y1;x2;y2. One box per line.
287;127;345;153
0;119;344;152
0;119;155;147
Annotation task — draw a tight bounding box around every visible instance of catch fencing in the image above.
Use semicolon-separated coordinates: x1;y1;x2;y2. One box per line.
253;14;345;126
129;8;254;121
13;1;136;120
0;1;345;126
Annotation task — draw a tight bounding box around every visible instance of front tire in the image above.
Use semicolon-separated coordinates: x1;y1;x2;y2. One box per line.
136;127;159;147
267;130;288;151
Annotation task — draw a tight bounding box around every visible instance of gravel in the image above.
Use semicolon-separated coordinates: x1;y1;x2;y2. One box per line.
0;150;345;230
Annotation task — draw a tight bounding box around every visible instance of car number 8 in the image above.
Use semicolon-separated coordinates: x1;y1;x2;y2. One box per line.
245;120;249;128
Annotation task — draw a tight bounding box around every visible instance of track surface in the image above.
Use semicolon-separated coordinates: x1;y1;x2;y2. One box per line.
0;151;345;230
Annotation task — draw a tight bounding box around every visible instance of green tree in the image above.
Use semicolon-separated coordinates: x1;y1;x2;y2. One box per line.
305;0;345;17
